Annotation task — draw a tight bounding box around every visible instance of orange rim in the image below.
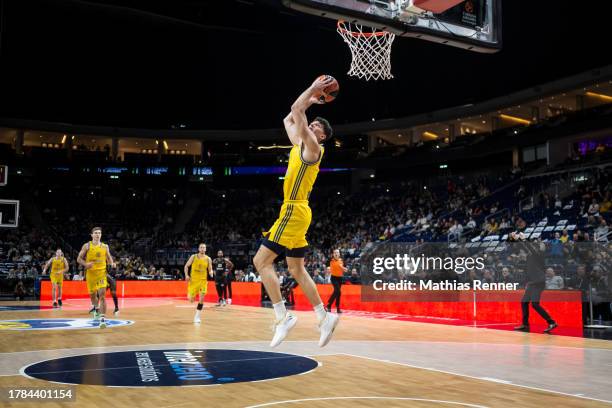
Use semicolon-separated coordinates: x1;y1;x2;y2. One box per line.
337;20;389;38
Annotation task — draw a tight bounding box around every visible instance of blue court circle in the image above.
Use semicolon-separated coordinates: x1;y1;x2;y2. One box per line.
23;349;318;386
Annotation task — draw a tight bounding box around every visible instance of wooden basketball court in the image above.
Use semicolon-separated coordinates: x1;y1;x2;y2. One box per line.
1;299;610;407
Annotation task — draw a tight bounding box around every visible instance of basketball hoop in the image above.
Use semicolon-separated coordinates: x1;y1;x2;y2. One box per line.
336;20;395;81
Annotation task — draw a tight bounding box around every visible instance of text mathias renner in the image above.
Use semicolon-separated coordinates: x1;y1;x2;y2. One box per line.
372;280;519;291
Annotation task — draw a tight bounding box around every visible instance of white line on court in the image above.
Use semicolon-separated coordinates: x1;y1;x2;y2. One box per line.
338;353;612;405
245;396;491;408
3;339;610;355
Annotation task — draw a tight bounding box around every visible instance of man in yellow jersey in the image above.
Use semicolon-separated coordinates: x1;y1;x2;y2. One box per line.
42;249;69;308
77;227;116;329
184;243;213;324
254;76;339;348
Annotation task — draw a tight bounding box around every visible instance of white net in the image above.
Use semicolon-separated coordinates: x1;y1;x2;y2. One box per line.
336;20;396;81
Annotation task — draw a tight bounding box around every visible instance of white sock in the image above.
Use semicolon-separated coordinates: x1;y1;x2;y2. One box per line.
273;301;287;321
195;310;201;317
314;303;327;323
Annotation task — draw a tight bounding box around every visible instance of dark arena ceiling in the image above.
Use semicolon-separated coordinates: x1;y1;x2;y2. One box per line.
0;0;610;130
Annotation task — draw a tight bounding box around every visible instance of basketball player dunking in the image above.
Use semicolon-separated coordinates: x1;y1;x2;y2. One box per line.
42;249;69;308
77;227;116;329
184;243;213;323
254;76;339;347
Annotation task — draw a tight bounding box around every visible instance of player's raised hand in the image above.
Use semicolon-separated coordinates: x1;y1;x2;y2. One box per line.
311;74;334;91
309;75;335;104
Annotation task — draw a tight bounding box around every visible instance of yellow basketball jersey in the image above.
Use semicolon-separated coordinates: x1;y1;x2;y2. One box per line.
283;144;324;202
191;255;209;278
85;242;107;272
51;257;65;275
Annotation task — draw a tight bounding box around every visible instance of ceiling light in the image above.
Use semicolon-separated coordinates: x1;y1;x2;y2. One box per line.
585;91;612;101
500;114;531;125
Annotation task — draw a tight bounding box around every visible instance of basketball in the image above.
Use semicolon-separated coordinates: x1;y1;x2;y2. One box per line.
317;74;339;103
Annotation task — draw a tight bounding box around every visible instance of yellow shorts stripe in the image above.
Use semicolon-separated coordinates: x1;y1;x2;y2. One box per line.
289;163;307;200
273;204;293;243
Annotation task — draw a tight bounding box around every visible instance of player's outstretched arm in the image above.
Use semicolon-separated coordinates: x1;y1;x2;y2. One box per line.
283;112;301;146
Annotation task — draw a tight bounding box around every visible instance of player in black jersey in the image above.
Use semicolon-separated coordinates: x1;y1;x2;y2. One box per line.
213;250;233;306
223;254;235;305
106;272;120;315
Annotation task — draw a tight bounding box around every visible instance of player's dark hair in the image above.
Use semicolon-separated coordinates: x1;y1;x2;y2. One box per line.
91;227;102;234
314;116;333;139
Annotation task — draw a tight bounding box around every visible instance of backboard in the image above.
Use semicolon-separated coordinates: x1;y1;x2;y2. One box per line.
0;199;20;228
283;0;502;53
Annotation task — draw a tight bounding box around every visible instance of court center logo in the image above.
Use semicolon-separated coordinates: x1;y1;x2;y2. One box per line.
23;349;319;386
0;318;133;330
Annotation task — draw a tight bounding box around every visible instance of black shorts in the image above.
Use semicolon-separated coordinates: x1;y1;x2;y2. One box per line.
261;239;307;258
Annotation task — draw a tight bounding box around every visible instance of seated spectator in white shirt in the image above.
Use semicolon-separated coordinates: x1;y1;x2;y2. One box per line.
448;221;463;238
312;269;326;284
466;217;477;229
595;218;609;243
545;268;564;290
499;218;510;230
588;199;600;216
245;270;257;282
